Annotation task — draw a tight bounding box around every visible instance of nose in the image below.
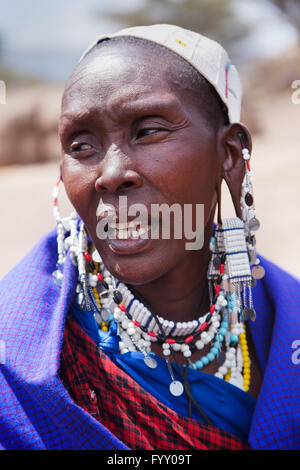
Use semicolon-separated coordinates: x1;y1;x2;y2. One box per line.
95;144;142;193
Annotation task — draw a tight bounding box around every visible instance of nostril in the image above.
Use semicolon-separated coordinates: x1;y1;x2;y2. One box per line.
122;181;135;189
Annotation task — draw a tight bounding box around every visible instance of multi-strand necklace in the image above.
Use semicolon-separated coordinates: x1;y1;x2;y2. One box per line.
78;242;250;397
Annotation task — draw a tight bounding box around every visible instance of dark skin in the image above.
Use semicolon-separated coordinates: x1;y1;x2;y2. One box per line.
59;43;262;399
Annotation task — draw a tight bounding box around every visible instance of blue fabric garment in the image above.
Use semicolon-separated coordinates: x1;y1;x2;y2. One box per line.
70;301;256;442
0;227;299;449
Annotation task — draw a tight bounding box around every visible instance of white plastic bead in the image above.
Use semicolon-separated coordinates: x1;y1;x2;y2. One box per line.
195;340;204;350
183;350;192;358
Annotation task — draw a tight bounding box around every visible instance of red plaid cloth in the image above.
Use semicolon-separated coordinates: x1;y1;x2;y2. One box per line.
59;317;250;450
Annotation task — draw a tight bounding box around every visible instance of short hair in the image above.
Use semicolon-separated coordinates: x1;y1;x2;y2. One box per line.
78;35;230;131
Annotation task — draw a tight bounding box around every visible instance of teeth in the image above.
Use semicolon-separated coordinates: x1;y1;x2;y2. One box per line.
110;221;143;230
112;225;150;239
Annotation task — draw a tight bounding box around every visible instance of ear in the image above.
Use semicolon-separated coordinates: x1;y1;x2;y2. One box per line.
217;123;252;220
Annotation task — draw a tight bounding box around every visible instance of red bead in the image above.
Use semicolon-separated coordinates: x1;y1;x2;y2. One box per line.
166;338;176;344
247;160;251;172
97;272;104;282
200;321;208;332
119;304;127;313
219;264;225;274
53;200;57;206
210;304;215;314
215;284;221;294
84;252;92;263
148;331;157;338
133;319;140;327
185;335;194;344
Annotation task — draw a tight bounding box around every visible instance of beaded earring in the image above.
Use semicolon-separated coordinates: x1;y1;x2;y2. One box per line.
208;137;265;324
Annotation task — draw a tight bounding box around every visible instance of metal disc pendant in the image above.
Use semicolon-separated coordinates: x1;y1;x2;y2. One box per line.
144;356;157;369
249;217;260;231
169;380;184;397
252;265;266;280
249;308;257;322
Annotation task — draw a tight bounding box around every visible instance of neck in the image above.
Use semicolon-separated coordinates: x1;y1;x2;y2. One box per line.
127;221;214;323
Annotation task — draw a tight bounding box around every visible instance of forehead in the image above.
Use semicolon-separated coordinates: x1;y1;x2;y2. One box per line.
61;43;198;120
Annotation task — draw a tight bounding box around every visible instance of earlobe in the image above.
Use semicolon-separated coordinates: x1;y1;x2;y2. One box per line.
220;123;252;219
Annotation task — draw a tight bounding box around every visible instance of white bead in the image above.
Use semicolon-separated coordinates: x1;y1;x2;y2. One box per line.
121;348;129;354
195;340;204;350
172;343;181;352
127;327;136;336
219;366;227;375
121;319;129;329
163;349;171;356
128;346;135;352
162;343;170;349
215;372;223;379
183;350;192;358
181;344;189;352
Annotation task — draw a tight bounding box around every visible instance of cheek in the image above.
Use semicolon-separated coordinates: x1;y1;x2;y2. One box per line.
139;139;218;214
61;157;95;220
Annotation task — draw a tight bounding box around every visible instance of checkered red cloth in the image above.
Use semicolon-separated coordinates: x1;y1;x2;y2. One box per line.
59;316;249;450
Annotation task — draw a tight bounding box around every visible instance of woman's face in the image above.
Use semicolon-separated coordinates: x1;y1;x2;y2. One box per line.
59;44;223;284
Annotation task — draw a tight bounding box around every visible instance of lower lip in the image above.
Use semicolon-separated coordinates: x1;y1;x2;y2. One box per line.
106;226;157;256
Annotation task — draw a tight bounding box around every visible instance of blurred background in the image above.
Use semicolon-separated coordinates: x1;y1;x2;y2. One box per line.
0;0;299;279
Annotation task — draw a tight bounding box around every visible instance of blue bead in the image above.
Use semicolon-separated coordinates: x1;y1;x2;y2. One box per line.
207;352;214;362
230;334;239;343
196;360;203;369
219;327;227;336
202;356;209;365
211;347;219;357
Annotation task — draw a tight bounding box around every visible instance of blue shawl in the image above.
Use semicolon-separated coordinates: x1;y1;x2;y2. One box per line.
0;228;299;450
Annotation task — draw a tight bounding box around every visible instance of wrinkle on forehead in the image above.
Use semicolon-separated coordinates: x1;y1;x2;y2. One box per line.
61;49;185;124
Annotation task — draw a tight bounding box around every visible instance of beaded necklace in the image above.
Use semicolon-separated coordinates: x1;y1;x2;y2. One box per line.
81;242;250;395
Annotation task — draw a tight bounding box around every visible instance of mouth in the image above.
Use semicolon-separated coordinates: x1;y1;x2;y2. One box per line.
96;212;160;255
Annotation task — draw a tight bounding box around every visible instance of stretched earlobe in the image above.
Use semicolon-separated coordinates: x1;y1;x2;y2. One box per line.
220;123;252;219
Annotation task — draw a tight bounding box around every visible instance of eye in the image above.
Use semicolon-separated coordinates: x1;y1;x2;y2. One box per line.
136;128;165;139
71;142;93;152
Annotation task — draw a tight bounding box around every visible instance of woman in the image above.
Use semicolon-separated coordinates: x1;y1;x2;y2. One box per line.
0;24;299;450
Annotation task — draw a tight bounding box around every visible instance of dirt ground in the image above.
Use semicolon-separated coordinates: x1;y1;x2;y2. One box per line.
0;89;299;280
